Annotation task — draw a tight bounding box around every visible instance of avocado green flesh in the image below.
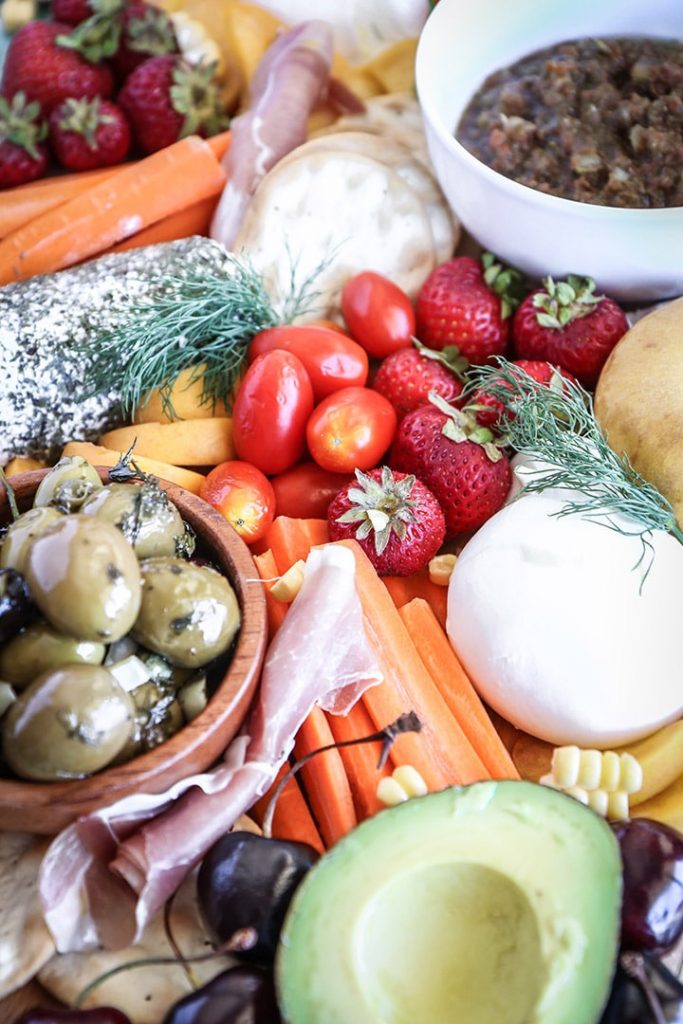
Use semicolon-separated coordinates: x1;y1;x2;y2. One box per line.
276;781;621;1024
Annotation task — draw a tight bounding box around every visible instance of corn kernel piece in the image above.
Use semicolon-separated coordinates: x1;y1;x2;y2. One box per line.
607;791;630;821
392;765;428;798
1;0;36;33
619;753;643;796
539;773;559;789
552;746;581;789
576;749;602;791
377;776;409;808
270;560;306;603
600;751;622;792
428;553;458;587
587;789;609;817
565;785;589;805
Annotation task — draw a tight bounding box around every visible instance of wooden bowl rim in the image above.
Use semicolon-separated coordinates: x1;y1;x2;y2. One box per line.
0;468;267;809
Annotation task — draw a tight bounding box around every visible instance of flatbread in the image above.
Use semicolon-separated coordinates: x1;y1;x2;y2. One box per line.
234;150;435;321
0;832;55;998
279;131;459;263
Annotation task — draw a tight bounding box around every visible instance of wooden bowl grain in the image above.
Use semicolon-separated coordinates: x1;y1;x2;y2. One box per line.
0;469;267;834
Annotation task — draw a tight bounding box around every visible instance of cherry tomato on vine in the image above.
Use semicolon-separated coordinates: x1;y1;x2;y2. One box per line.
341;272;416;359
233;350;314;475
306;387;398;473
271;463;353;519
200;461;276;544
248;325;368;401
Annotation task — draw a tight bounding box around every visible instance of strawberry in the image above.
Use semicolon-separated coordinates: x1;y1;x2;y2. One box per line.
49;96;130;170
118;54;227;154
390;395;511;536
0;93;48;188
1;21;114;114
372;340;467;422
415;253;527;364
328;466;446;577
52;0;122;27
112;3;178;80
512;276;628;387
469;359;578;427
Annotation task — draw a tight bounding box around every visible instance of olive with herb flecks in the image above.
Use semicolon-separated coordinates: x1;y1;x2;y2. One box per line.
33;456;103;513
0;506;63;574
0;621;105;690
132;557;240;668
24;515;141;643
2;664;135;781
81;481;190;560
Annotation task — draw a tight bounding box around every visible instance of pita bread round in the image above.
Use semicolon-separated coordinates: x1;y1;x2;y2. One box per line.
0;832;55;998
280;132;459;263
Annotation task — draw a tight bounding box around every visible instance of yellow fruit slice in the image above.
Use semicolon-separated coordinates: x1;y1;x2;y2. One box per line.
632;770;683;832
99;419;234;468
134;366;230;425
4;457;48;476
619;719;683;806
62;443;205;494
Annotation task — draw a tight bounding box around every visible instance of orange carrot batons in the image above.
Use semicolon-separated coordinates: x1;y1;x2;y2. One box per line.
294;707;357;848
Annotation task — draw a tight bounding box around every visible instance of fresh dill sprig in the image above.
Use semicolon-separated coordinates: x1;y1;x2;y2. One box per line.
466;359;683;576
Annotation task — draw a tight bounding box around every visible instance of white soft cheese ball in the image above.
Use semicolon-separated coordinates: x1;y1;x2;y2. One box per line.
447;458;683;748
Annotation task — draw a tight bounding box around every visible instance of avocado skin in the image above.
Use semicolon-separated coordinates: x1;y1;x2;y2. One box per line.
276;780;622;1024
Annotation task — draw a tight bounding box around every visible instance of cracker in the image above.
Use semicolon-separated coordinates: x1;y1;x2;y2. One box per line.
234;150;435;321
0;832;55;998
312;93;430;166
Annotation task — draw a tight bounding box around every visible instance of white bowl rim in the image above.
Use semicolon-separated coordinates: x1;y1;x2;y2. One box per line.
416;25;683;219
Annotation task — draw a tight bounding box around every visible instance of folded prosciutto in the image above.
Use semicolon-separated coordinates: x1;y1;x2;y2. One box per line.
210;20;334;250
40;545;382;952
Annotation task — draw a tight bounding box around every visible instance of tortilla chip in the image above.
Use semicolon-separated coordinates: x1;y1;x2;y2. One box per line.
0;833;55;998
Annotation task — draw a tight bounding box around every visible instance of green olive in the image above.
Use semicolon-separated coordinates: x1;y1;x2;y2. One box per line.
33;456;103;514
132;558;240;668
81;482;188;559
2;664;134;781
0;622;105;690
113;684;184;763
0;507;62;573
25;515;142;643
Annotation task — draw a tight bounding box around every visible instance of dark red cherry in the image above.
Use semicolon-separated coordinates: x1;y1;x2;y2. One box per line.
163;965;281;1024
613;819;683;952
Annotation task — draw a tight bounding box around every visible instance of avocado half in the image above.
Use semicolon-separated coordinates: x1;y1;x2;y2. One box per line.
276;781;622;1024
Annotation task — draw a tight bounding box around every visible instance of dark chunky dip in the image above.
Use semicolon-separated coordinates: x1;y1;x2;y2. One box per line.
456;36;683;208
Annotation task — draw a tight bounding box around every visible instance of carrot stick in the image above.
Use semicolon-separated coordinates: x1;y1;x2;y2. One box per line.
398;599;519;780
206;130;232;161
252;549;287;639
107;195;219;253
0;167;120;238
0;135;227;284
264;517;330;575
326;702;391;820
335;539;488;792
251;762;324;854
294;707;357;848
383;570;448;629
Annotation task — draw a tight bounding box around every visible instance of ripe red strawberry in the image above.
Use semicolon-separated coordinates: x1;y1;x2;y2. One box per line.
1;22;114;114
49;96;130;170
52;0;121;26
372;340;467;422
390;395;511;536
470;359;578;427
0;93;48;188
112;3;178;80
118;55;227;154
512;276;628;387
328;467;446;576
415;253;527;365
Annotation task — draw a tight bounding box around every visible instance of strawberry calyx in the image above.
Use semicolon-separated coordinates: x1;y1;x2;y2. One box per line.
125;6;177;56
532;275;604;329
0;92;47;160
57;2;125;63
56;96;114;149
480;251;527;320
429;390;506;463
334;467;420;556
413;338;469;379
169;58;230;137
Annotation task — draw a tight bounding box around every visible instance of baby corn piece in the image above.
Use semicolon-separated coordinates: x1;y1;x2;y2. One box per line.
270;560;306;603
428;553;458;586
541;745;643;821
377;765;428;807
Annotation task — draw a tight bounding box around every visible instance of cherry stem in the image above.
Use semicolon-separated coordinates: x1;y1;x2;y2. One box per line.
163;888;198;991
0;468;19;522
262;711;422;839
620;951;667;1024
73;929;257;1008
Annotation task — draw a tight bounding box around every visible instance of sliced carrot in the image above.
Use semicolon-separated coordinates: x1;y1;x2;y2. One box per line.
251;762;324;854
253;549;287;639
107;195;219;253
0;167;121;239
206;130;232;161
294;707;357;848
335;540;488;792
264;517;330;575
398;598;519;781
383;570;448;629
0;136;227;284
326;701;390;820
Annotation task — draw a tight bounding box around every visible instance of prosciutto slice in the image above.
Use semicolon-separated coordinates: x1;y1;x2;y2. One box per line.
40;545;382;953
210;20;334;249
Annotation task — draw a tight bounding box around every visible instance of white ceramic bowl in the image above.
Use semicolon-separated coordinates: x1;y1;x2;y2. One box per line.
416;0;683;301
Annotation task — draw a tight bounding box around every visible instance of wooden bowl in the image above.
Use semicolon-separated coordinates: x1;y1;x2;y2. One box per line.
0;469;267;834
